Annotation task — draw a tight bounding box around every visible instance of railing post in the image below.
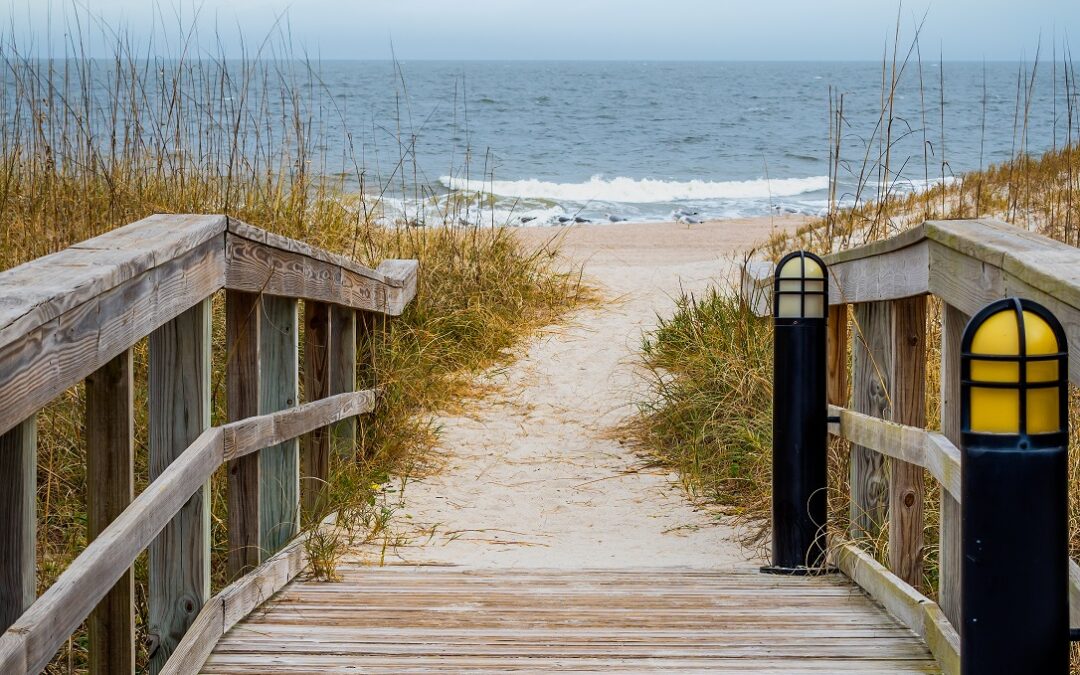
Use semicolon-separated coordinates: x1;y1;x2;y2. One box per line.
148;299;211;673
850;302;890;540
330;306;357;460
887;296;926;589
0;416;36;633
939;303;966;627
86;350;135;674
302;301;331;518
259;296;299;557
227;291;262;578
827;305;849;408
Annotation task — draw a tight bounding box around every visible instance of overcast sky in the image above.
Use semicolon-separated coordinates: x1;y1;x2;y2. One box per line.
8;1;1080;61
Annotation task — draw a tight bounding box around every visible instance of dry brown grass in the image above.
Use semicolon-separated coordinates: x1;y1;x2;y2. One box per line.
0;23;588;673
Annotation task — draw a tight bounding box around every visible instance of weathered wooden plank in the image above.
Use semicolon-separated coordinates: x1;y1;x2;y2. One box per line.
0;429;223;675
0;237;225;437
888;296;926;590
827;305;848;407
1070;560;1080;630
301;301;331;519
329;306;357;461
739;261;773;317
259;296;300;559
938;303;966;630
0;417;36;634
225;219;395;286
224;235;415;317
0;214;226;347
205;566;940;674
148;300;213;673
836;543;959;675
161;512;336;675
85;350;135;674
226;291;262;579
828;240;930;306
222;391;375;461
850;302;890;541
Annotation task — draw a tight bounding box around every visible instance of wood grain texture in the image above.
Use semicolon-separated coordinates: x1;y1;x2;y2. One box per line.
162;513;336;675
0;238;224;437
850;302;891;541
226;291;262;579
224;235;415;317
0;417;35;634
149;300;213;673
0;429;223;675
827;305;849;407
222;391;376;462
85;350;135;674
888;296;926;590
836;544;959;675
301;301;330;519
828;405;959;500
203;566;940;674
829;240;930;306
259;296;299;559
329;305;357;461
0;214;225;348
938;303;966;630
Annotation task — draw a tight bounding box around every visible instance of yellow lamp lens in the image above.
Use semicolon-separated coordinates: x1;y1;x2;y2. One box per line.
968;308;1061;435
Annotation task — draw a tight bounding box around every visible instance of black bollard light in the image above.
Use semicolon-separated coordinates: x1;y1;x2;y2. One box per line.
762;251;829;575
960;297;1069;674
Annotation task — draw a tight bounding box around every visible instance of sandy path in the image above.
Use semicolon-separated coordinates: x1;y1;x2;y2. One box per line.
370;215;807;569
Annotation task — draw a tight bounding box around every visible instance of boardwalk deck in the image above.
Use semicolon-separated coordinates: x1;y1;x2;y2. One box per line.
202;565;940;674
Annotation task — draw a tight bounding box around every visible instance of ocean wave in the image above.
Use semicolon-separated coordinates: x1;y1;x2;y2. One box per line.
439;174;830;204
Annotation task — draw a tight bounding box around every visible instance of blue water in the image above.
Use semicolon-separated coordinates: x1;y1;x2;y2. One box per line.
321;60;1069;225
4;59;1071;225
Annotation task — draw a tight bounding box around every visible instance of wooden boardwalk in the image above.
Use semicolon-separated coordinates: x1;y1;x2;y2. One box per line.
202;565;940;674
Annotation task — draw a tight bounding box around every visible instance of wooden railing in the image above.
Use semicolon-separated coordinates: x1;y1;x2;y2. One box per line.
742;217;1080;675
0;214;418;674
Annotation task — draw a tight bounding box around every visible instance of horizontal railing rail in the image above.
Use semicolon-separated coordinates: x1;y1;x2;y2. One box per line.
740;218;1080;675
0;213;418;674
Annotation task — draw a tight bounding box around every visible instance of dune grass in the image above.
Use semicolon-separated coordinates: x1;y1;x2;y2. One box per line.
638;147;1080;580
0;24;588;673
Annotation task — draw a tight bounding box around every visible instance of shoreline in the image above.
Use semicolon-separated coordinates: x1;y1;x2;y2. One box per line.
510;213;811;268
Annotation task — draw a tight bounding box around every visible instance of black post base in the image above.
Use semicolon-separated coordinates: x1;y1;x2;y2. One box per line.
759;564;839;576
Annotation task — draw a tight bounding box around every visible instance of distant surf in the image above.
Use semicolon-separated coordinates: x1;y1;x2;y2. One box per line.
439;174;830;203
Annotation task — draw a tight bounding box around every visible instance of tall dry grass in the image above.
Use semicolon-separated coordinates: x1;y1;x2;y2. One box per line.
634;25;1080;606
0;17;587;674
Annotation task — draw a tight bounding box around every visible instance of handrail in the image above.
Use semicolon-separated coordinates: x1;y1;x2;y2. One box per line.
742;217;1080;385
0;390;375;674
0;213;418;674
0;214;416;439
739;217;1080;674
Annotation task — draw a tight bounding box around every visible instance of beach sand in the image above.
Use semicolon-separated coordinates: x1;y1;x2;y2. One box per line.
361;214;809;568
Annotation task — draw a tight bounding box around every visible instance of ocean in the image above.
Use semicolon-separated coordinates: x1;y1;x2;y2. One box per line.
326;60;1068;225
6;59;1070;226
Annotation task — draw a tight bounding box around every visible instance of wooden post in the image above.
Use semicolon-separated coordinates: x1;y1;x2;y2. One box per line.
302;301;331;519
148;300;211;673
887;296;927;590
259;295;299;557
0;417;36;633
85;350;135;674
850;302;890;541
939;303;967;628
226;291;261;578
827;305;848;406
330;306;357;460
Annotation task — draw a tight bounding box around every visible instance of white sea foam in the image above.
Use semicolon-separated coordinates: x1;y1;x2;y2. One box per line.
439;174;830;204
